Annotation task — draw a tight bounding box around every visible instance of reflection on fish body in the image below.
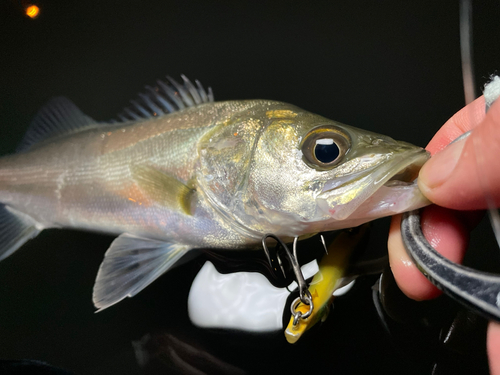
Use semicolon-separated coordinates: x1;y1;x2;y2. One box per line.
0;77;430;310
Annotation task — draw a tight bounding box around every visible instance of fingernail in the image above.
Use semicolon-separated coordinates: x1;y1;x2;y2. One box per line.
419;137;467;191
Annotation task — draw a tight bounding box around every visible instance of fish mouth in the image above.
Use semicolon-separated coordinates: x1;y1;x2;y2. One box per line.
317;148;430;224
346;148;431;221
380;148;430;188
384;158;424;186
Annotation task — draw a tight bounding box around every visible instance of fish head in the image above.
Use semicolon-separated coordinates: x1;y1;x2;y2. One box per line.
198;101;430;238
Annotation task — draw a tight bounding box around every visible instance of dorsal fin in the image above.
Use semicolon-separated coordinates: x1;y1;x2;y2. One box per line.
17;75;214;151
17;97;96;152
116;75;214;122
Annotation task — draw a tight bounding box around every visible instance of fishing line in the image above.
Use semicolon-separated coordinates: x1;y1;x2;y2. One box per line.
459;0;476;103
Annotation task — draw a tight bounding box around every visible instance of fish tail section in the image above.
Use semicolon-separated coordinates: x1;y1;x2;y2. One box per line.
92;233;191;311
0;204;41;262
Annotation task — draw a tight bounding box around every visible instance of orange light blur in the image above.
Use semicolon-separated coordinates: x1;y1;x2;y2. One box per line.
25;5;40;19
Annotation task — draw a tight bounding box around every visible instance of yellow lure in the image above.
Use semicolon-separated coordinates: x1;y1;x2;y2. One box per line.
285;224;370;343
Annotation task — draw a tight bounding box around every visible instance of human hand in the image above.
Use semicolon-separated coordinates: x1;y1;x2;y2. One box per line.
387;95;500;373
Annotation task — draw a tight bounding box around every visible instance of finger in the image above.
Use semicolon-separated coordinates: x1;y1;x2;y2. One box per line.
388;205;469;300
488;322;500;375
426;95;485;155
419;99;500;210
388;214;440;300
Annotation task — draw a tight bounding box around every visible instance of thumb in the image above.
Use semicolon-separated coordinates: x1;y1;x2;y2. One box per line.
418;99;500;210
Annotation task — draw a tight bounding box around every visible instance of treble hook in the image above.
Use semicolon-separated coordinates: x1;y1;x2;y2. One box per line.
262;234;314;324
261;233;287;279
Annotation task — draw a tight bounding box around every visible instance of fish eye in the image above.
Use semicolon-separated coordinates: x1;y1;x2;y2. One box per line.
314;139;340;163
301;126;351;170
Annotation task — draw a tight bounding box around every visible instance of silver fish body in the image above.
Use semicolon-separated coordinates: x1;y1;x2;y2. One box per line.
0;78;429;309
0;101;261;249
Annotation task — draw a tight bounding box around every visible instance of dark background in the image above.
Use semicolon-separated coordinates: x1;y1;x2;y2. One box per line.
0;1;499;374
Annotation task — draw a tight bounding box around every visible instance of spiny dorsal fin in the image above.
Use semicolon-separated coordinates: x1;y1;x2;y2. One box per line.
17;75;213;151
17;97;96;152
116;75;214;122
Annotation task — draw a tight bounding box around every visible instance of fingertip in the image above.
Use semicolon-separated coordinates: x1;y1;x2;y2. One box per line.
425;96;485;155
420;97;500;210
418;137;467;194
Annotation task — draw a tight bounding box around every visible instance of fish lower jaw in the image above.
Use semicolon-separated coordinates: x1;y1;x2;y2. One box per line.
314;150;430;227
356;181;430;217
308;184;430;233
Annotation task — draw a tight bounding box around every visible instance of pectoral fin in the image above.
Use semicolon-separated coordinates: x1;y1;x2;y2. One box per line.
131;165;195;215
93;233;191;311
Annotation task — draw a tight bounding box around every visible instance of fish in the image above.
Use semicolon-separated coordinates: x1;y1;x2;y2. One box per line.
0;75;430;311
